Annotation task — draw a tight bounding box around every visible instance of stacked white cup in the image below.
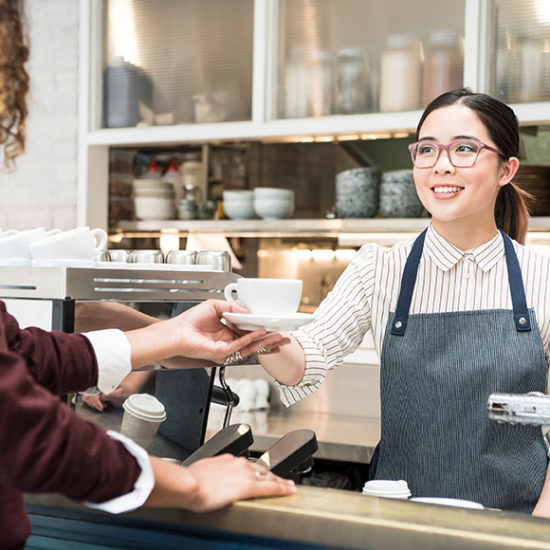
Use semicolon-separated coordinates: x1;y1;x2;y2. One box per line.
29;226;108;266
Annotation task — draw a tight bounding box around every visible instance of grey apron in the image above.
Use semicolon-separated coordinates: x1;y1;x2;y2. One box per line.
373;229;548;512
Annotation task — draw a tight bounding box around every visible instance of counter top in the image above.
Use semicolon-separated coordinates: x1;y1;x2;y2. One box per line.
75;398;379;465
26;485;550;549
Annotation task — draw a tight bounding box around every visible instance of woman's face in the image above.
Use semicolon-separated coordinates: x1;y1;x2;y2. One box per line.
413;104;513;231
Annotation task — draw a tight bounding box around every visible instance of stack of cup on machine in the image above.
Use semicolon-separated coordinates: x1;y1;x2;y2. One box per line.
0;227;60;266
28;226;108;267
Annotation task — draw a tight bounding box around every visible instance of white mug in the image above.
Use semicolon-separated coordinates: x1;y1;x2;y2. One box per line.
0;227;62;260
29;226;108;261
224;278;302;316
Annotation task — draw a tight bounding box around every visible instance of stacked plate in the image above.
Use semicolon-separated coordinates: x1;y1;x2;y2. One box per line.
514;165;550;216
133;178;175;220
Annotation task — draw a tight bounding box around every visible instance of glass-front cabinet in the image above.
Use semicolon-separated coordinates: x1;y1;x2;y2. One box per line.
490;0;550;104
275;0;464;119
100;0;254;129
79;0;550;231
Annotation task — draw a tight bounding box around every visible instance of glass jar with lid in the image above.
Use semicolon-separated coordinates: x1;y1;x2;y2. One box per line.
284;48;308;118
422;29;463;106
379;33;421;112
307;51;333;117
335;48;368;115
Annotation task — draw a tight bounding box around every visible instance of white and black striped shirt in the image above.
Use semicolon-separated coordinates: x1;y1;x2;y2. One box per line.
281;224;550;406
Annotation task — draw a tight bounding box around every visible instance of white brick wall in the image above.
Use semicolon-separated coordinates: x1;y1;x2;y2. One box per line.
0;0;79;231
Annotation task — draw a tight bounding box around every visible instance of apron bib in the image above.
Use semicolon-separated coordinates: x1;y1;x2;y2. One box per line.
373;229;548;512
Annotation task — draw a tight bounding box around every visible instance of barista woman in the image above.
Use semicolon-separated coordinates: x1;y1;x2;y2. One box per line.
259;88;550;515
0;2;294;549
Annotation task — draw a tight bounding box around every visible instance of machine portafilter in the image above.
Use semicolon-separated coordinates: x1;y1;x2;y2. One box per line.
488;392;550;426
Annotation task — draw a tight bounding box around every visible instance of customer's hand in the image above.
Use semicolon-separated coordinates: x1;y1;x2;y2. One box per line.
169;300;290;365
146;454;296;512
125;300;291;369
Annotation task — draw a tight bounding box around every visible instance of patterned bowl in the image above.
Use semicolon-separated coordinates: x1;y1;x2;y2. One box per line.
379;181;425;218
335;167;380;218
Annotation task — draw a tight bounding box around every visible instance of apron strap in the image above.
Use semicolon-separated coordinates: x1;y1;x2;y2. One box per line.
391;229;427;336
391;229;531;336
501;230;531;332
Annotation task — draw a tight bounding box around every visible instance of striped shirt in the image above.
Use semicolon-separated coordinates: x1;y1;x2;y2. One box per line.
281;224;550;407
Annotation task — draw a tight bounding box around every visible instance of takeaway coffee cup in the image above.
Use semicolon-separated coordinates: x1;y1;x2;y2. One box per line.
120;393;166;450
224;278;302;316
29;226;108;261
362;480;411;499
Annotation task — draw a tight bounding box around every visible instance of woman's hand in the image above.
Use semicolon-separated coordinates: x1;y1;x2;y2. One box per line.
146;454;296;512
82;371;155;411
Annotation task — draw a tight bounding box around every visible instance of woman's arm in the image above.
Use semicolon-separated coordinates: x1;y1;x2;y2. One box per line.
257;335;306;386
532;459;550;517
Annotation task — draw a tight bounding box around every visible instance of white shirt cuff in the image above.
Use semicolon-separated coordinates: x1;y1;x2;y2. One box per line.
82;329;132;394
84;430;154;514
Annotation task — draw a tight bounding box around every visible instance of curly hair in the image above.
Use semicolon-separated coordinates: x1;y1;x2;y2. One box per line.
0;0;29;167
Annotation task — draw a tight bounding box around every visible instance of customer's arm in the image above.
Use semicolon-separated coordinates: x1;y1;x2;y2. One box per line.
145;455;295;512
0;341;295;512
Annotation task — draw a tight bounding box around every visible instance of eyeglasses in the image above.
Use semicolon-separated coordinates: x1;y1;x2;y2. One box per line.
408;138;503;168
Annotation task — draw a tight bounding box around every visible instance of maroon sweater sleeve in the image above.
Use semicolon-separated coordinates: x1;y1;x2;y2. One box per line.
0;301;100;394
0;310;141;503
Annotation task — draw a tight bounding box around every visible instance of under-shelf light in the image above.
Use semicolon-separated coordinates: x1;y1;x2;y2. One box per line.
336;134;361;141
311;249;336;261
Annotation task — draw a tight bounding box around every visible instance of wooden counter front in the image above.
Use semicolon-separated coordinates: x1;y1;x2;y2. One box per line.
26;485;550;550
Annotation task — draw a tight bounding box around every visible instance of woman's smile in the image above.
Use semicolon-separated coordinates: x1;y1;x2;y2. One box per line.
431;184;464;198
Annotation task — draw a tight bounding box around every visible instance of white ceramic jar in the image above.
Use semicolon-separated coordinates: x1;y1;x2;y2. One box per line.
379;33;421;112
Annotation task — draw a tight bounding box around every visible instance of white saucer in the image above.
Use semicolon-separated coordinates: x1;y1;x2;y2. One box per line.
409;497;484;509
222;312;314;332
32;259;94;267
0;258;31;266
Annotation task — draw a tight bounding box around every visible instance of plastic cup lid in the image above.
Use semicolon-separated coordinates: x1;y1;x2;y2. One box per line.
123;393;166;422
362;479;411;497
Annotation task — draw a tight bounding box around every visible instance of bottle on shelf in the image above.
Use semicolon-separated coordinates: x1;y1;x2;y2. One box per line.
379;33;421;112
162;159;181;205
422;29;463;106
143;159;161;180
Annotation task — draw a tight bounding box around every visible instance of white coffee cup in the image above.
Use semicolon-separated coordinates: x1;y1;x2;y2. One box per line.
0;227;62;260
224;278;302;316
362;480;411;499
120;393;166;450
29;226;108;261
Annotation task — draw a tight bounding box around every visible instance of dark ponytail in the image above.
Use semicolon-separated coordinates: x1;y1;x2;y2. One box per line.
417;88;530;244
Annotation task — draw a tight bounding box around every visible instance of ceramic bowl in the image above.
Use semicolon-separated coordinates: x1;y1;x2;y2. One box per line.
223;190;254;201
335;167;380;218
223;199;255;220
381;169;415;184
379;181;425;218
253;198;294;219
134;197;175;220
253;187;294;200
